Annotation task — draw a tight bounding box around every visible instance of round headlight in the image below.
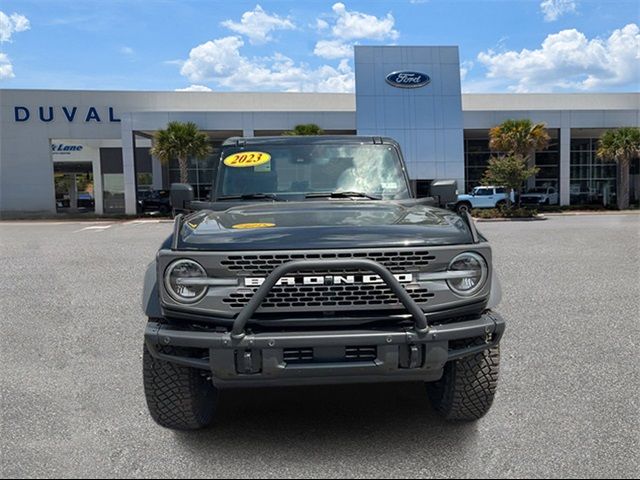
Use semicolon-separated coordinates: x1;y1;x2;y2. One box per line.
446;252;488;297
164;259;208;303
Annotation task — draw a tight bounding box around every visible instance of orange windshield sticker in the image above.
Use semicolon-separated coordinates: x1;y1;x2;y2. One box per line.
232;222;276;229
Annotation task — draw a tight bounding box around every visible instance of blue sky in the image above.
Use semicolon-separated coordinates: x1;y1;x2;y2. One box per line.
0;0;638;93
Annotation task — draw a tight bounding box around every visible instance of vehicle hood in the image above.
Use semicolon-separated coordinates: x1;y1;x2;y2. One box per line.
175;200;474;251
520;193;545;198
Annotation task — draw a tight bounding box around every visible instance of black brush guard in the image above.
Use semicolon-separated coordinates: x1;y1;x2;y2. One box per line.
145;258;505;387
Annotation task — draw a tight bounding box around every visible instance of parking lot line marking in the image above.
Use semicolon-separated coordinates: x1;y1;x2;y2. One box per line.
123;220;162;225
73;225;113;233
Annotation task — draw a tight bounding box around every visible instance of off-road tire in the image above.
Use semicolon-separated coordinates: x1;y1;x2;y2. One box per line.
143;343;218;430
455;202;472;215
426;340;500;421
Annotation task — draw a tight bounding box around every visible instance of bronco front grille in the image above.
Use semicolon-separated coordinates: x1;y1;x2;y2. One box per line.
217;248;437;313
223;283;434;310
219;250;436;276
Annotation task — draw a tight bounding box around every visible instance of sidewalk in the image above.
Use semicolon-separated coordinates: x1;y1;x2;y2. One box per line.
543;210;640;216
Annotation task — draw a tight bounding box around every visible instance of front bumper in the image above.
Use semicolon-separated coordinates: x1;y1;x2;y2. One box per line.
145;310;505;388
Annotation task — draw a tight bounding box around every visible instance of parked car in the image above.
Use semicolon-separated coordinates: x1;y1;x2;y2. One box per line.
451;186;514;214
520;187;558;206
138;189;171;215
55;192;94;210
77;192;95;210
142;135;506;430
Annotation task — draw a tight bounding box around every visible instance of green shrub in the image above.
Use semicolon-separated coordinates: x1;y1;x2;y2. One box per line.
472;207;539;219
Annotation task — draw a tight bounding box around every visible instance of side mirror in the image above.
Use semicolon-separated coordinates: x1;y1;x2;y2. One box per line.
170;183;194;215
430;179;458;207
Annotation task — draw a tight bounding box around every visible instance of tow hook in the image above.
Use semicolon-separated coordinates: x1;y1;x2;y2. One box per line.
399;345;423;369
485;326;493;344
236;349;262;375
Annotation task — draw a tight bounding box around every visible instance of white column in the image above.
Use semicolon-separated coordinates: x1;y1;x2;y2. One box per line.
151;156;163;190
93;157;103;215
70;173;78;210
121;115;138;215
560;121;571;206
151;140;164;190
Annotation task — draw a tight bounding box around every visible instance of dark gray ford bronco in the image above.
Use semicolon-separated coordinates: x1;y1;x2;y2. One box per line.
142;136;505;430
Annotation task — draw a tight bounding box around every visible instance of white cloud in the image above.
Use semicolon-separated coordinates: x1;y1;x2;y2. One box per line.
175;85;213;92
0;52;14;79
221;4;294;44
460;60;474;81
314;39;353;59
120;46;134;56
0;11;30;43
180;36;354;93
330;3;398;41
540;0;577;22
310;3;399;62
181;36;245;82
316;19;329;31
477;23;640;92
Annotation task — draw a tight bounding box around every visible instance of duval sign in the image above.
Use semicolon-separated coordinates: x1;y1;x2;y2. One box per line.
14;106;121;123
385;71;431;89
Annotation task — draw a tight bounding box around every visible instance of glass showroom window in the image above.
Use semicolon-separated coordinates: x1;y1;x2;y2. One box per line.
464;129;558;193
570;138;617;206
533;129;560;189
168;145;220;201
464;134;491;194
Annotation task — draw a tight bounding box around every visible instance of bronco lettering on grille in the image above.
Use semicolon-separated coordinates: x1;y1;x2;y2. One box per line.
244;273;413;287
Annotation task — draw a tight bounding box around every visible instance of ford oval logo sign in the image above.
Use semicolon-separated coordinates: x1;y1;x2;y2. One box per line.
385;71;431;89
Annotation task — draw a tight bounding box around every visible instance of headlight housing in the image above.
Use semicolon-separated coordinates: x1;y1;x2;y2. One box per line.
164;259;208;303
446;252;488;297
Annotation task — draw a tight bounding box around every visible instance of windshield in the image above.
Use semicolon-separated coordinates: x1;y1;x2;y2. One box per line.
528;188;548;194
214;144;410;201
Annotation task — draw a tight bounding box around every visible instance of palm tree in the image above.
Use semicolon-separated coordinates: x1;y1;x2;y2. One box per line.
489;119;551;165
597;127;640;210
150;121;212;185
283;124;324;136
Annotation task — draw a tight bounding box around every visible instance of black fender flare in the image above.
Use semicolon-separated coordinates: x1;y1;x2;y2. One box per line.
487;269;502;310
142;262;162;318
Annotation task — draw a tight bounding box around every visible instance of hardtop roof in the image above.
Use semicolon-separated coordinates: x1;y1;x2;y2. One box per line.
221;135;401;148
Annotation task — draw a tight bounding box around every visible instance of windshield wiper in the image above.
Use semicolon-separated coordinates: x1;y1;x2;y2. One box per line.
305;191;382;200
217;193;286;202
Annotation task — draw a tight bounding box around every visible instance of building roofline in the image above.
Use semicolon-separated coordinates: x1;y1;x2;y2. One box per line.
462;92;640;111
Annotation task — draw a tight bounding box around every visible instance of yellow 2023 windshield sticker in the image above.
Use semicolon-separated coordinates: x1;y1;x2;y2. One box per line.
223;151;271;168
232;223;276;229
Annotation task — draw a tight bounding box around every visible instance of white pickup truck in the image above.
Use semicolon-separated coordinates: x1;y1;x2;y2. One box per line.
520;186;559;206
451;186;514;214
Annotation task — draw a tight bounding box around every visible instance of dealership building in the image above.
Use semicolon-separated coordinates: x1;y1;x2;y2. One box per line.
1;45;638;217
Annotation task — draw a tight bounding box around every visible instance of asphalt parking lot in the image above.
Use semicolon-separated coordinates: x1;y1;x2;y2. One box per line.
1;214;639;478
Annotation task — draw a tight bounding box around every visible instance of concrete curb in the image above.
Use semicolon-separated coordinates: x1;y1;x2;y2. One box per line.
543;211;640;216
474;215;547;223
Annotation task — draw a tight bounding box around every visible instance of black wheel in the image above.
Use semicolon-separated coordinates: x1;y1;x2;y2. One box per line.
496;200;507;209
426;340;500;421
143;343;218;430
456;202;472;215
